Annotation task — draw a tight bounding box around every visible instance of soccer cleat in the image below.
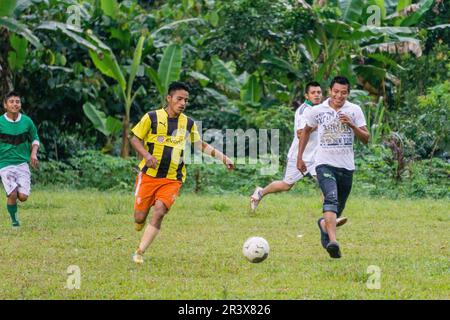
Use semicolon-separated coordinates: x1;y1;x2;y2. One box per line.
134;222;145;232
132;249;144;264
12;221;20;228
326;241;342;259
250;187;263;212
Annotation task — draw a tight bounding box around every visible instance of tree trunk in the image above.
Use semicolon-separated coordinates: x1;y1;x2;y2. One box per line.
121;115;130;158
429;138;440;175
194;168;201;193
0;28;14;96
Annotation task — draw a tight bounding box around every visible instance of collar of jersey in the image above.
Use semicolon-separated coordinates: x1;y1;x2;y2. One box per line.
4;113;22;123
162;108;182;119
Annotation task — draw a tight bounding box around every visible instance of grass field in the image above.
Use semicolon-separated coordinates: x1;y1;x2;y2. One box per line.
0;189;448;299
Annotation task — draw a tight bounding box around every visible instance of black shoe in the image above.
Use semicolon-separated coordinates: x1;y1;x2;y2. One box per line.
326;241;342;259
317;218;329;249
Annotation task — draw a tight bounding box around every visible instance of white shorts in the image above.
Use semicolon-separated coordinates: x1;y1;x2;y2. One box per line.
282;159;316;185
0;163;31;196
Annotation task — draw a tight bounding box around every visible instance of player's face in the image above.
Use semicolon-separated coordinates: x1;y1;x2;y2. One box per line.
329;83;349;108
305;86;322;105
167;90;189;115
4;96;22;114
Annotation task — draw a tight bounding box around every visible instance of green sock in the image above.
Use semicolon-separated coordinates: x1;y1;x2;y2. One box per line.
7;204;19;224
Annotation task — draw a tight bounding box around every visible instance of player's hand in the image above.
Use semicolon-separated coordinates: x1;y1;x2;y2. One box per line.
297;158;307;175
223;157;235;172
30;153;39;169
338;112;355;129
145;154;158;169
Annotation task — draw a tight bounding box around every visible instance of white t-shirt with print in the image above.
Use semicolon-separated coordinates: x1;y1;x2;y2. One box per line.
304;98;367;171
287;103;318;162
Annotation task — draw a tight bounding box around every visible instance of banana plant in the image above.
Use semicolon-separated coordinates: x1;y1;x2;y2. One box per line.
0;0;43;94
37;11;203;157
145;43;183;105
35;20;144;157
82;102;122;153
7;33;28;71
88;35;147;158
40;25;147;157
0;0;42;48
259;0;427;99
191;55;263;109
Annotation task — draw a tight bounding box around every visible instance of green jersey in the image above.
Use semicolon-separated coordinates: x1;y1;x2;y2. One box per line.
0;113;40;170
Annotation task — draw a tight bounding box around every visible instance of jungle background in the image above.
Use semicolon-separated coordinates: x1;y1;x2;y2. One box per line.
1;0;449;198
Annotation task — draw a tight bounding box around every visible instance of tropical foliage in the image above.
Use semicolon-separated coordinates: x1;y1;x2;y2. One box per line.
0;0;449;195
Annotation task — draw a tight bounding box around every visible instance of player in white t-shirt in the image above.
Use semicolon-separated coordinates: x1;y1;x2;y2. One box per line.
250;81;349;227
297;76;370;258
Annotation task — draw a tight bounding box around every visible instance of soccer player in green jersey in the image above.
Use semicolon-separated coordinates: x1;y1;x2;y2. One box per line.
0;92;40;227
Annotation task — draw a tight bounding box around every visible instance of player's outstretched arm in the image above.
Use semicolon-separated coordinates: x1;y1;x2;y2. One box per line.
195;141;235;172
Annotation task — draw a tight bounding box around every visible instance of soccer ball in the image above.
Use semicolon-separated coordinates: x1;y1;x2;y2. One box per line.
242;236;269;263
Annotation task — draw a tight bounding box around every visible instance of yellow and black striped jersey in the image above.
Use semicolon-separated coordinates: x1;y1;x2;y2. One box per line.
131;108;201;182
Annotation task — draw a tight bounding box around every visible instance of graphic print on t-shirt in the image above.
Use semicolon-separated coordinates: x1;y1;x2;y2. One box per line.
316;111;355;155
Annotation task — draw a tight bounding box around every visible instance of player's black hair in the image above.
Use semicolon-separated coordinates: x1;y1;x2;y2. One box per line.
330;76;351;92
305;81;321;94
3;91;21;103
168;82;190;95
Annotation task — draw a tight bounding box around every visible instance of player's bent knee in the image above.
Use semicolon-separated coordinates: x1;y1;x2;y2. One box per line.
18;194;28;202
284;183;294;191
134;211;148;223
153;208;167;220
154;201;168;213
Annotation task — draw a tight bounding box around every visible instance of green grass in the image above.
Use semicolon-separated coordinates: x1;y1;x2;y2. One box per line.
0;189;448;299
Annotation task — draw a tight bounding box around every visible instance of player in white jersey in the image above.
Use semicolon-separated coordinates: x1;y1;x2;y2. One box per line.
298;76;369;258
250;81;348;228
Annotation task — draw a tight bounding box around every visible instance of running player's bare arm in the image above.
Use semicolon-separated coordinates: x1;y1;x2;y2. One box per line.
338;113;369;144
129;135;158;168
194;140;235;172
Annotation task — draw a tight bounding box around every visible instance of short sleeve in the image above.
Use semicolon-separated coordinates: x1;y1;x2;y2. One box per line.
305;108;317;127
299;107;312;130
190;122;202;144
294;108;302;131
132;113;151;140
355;106;367;128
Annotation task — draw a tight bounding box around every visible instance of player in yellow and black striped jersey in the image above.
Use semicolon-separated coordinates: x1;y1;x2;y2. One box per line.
130;82;235;264
131;107;201;182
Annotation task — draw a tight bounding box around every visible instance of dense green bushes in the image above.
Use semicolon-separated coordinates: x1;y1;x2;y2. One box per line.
2;0;447;205
32;150;449;199
33;150;136;191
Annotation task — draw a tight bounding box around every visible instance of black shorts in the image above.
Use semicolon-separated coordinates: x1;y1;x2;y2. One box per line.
316;164;354;217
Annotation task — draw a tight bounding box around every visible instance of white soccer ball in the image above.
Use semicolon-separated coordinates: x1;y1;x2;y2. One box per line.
242;236;270;263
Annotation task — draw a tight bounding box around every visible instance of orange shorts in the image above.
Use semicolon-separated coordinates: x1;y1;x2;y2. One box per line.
134;173;182;212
